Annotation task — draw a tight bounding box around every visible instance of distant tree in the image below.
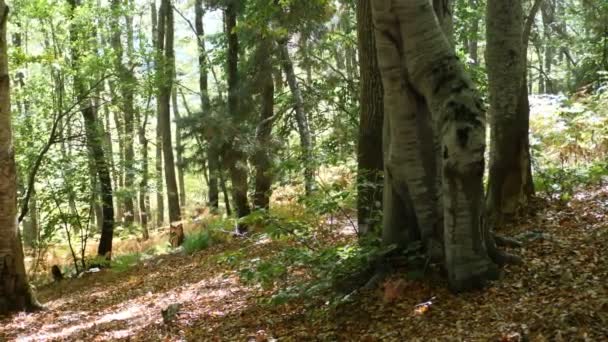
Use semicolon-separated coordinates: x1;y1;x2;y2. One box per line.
157;0;181;223
110;0;136;225
224;2;251;233
67;0;115;259
152;1;165;227
253;37;276;211
194;0;220;212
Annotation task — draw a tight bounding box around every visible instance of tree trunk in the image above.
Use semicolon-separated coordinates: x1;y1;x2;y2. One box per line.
152;1;164;227
137;104;150;239
253;38;275;211
111;0;135;225
194;0;219;212
157;0;181;223
68;0;115;259
468;0;480;64
541;0;555;94
372;0;520;291
278;39;315;196
220;168;232;216
485;0;528;227
225;3;251;233
0;2;40;314
172;90;186;207
356;0;384;236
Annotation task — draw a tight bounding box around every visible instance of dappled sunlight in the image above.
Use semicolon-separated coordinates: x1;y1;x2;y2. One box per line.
1;251;253;341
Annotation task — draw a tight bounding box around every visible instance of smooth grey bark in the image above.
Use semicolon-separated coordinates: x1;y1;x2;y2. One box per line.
372;0;520;291
0;2;40;314
157;0;181;223
485;0;528;226
172;90;186;207
356;0;384;236
278;39;315;196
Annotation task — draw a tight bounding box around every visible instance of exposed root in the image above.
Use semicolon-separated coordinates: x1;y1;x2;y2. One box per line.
494;234;523;248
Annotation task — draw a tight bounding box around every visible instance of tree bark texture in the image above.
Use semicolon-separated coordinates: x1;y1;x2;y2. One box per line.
356;0;384;236
485;0;529;227
253;38;275;211
157;0;181;223
372;0;508;291
194;0;219;211
0;1;39;314
225;3;251;233
152;1;164;227
172;89;186;207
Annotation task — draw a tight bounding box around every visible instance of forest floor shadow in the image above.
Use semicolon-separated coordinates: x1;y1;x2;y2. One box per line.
1;185;607;341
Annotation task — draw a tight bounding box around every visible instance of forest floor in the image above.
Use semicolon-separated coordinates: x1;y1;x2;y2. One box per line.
1;186;608;341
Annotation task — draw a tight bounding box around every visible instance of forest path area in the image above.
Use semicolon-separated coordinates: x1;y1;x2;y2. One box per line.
1;186;608;341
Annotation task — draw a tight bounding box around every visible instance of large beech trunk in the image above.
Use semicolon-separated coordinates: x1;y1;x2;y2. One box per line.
372;0;519;291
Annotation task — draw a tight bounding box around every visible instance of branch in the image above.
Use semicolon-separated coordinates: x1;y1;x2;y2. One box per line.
18;73;114;223
171;4;223;100
523;0;544;49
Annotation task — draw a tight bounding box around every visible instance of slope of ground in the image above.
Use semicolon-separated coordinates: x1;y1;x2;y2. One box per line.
1;186;607;341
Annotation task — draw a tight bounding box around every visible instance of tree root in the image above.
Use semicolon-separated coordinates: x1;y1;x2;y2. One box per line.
494;234;523;248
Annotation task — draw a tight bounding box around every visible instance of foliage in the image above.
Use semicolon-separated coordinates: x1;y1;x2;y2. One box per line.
182;220;230;255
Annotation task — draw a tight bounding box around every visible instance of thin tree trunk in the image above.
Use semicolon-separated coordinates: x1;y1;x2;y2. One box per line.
194;0;219;212
172;90;186;207
541;0;555;94
138;103;150;239
253;38;275;210
225;4;250;233
220;167;232;216
68;0;115;259
468;0;480;64
152;1;164;227
111;0;135;225
356;0;384;236
157;0;181;223
278;39;315;196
